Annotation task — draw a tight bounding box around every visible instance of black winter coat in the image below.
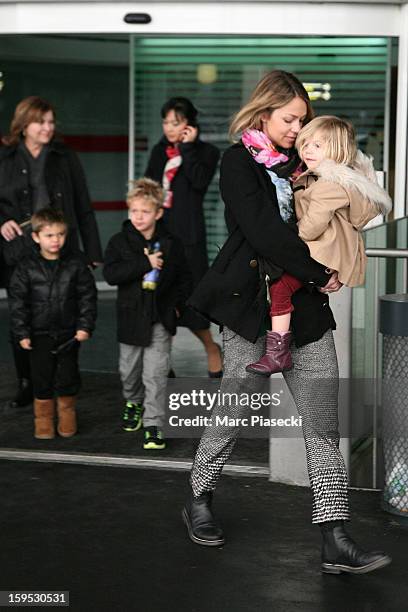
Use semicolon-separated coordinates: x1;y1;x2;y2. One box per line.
103;220;192;346
189;144;337;346
0;140;103;269
145;137;220;245
8;247;97;341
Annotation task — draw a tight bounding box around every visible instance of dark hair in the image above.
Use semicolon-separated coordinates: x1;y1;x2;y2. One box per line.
161;97;198;127
2;96;56;146
31;207;67;233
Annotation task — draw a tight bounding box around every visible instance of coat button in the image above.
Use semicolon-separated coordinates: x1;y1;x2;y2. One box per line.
56;192;62;198
23;189;28;195
249;259;258;268
21;168;28;174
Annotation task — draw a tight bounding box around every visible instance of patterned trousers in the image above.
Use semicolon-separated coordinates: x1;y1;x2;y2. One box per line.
190;328;350;524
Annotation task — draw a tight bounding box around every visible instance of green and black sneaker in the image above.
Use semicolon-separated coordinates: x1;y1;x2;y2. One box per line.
143;426;166;450
122;402;144;432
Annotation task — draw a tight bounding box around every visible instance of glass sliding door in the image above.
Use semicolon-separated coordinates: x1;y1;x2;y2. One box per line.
132;35;391;261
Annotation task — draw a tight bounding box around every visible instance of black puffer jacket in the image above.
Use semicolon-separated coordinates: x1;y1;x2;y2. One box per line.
103;220;192;346
0;140;103;269
8;246;97;340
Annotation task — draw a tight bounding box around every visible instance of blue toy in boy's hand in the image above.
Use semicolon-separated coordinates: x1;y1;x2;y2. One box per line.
142;241;161;290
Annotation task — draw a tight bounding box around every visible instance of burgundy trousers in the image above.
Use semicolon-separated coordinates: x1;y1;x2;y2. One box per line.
269;272;303;317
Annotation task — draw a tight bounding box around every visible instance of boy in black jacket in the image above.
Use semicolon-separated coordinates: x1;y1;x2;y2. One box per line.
8;207;97;440
103;178;191;450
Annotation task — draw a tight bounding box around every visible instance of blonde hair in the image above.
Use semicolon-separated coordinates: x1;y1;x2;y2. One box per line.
127;177;164;211
2;96;55;147
296;115;357;165
229;70;313;139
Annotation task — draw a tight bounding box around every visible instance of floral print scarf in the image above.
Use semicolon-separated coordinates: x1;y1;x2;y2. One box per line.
242;128;303;223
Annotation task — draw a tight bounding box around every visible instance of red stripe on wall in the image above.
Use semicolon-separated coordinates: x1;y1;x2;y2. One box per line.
63;135;148;153
92;201;127;211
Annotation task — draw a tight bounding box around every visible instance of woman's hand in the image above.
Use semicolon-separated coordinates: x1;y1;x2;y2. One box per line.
19;338;32;350
75;330;90;342
180;125;198;143
1;220;23;242
319;271;342;294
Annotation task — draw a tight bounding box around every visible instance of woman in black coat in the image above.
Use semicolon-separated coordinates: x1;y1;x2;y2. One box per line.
145;97;222;376
182;71;391;575
0;96;103;407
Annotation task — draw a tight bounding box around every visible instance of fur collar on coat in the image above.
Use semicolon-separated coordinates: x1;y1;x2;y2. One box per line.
310;150;392;216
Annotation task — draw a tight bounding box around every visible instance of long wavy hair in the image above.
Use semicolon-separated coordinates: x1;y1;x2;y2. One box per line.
229;70;313;140
2;96;56;146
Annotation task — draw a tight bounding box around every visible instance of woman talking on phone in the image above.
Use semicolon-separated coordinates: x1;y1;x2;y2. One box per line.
145;97;222;376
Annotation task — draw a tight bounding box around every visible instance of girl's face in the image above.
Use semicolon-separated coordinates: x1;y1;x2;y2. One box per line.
162;109;188;144
262;97;307;149
24;110;55;149
300;130;327;170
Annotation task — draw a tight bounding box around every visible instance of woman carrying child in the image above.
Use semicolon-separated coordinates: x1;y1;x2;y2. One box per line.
183;70;392;575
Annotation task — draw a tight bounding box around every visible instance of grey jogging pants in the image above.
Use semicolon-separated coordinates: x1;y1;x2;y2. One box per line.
119;323;171;428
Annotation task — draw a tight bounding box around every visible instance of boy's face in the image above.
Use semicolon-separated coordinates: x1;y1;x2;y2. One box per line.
32;223;67;259
128;197;163;238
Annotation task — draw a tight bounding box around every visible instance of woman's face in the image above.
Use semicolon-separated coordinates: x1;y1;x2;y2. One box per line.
262;97;307;149
24;110;55;148
162;109;188;144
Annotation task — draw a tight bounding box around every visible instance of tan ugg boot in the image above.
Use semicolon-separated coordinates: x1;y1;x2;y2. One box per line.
57;395;77;438
34;398;55;439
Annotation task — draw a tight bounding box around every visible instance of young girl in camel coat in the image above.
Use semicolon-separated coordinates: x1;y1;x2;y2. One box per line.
247;115;392;375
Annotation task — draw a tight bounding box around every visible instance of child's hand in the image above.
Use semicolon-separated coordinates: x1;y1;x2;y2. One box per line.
20;338;32;350
319;271;342;294
145;249;164;270
175;308;180;318
75;330;90;342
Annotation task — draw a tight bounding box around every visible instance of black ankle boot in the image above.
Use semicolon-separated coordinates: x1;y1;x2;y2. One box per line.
182;491;225;547
9;378;33;408
320;521;391;575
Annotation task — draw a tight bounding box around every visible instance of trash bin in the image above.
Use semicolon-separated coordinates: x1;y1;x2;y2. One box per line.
379;294;408;515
